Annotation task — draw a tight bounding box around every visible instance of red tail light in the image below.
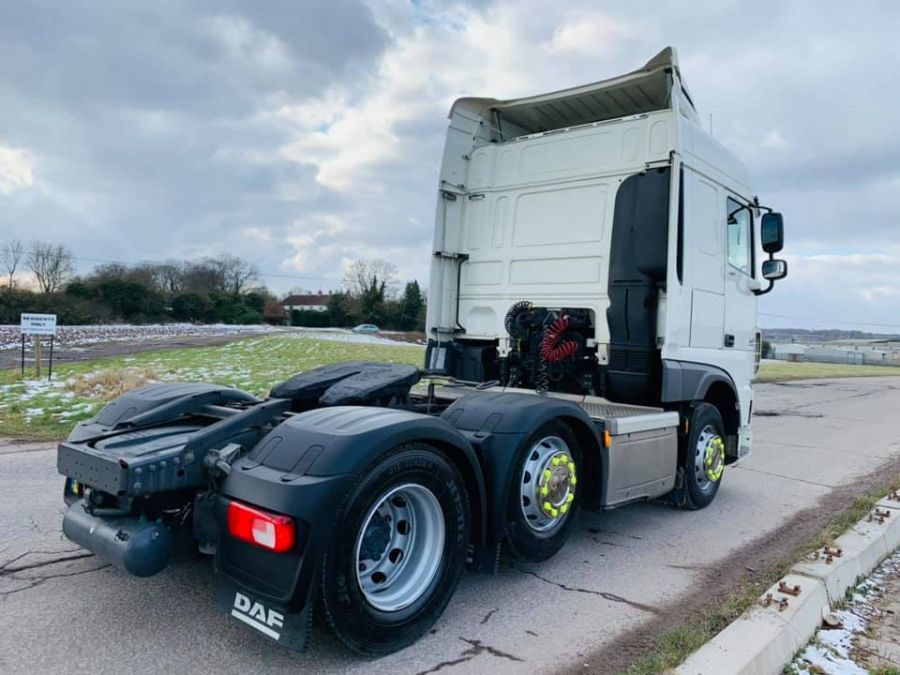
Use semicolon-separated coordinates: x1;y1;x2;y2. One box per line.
227;501;295;553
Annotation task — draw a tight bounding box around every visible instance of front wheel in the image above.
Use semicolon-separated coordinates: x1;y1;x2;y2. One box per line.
318;444;469;656
682;403;726;509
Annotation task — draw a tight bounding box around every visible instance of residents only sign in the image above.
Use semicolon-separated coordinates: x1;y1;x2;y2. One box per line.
20;313;58;336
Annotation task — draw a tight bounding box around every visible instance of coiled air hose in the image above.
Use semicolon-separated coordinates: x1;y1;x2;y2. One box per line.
540;316;579;362
504;300;532;339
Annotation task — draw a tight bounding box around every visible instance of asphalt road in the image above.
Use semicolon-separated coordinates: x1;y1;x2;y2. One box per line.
2;377;900;675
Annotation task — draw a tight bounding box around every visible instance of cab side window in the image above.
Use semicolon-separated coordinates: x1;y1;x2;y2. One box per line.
726;197;752;276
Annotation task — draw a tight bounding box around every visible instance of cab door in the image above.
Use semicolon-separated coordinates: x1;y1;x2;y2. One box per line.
722;196;757;355
686;170;725;349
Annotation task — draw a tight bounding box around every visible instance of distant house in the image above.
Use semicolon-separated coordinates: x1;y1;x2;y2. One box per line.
282;292;333;313
263;300;286;325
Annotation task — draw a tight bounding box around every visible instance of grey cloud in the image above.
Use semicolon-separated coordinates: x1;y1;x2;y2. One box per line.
0;1;386;113
0;0;384;284
1;0;899;330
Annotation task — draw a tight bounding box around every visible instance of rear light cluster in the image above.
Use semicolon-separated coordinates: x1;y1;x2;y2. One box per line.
227;501;295;553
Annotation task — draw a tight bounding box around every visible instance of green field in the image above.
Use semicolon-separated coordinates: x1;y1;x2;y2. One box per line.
756;360;900;382
3;336;900;440
0;335;424;440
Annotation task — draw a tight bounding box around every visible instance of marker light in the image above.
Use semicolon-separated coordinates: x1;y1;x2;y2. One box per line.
227;501;295;553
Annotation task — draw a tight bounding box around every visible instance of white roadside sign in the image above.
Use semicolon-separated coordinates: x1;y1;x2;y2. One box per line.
20;313;58;336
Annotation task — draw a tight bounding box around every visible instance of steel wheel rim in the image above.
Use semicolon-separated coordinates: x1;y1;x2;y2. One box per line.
520;435;576;532
694;424;725;493
354;483;445;612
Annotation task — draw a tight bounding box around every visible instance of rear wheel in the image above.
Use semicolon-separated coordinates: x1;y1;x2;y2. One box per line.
503;420;583;562
682;403;726;509
318;444;469;656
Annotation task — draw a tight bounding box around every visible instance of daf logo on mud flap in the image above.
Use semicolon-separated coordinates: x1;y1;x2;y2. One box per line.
231;592;284;640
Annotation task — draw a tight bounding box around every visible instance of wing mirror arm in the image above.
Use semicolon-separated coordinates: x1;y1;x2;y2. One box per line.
754;255;788;295
753;280;775;296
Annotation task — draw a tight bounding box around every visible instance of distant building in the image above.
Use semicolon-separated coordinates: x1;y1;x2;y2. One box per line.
263;300;286;326
282;291;333;313
772;343;807;362
770;342;900;366
805;346;864;364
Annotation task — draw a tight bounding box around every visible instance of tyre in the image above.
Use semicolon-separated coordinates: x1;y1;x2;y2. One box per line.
682;402;726;510
503;420;582;562
318;443;469;656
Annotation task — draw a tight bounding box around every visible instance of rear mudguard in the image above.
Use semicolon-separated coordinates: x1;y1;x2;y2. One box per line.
214;405;487;649
215;396;598;650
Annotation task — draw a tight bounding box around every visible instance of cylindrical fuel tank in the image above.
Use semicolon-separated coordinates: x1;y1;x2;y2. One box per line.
62;500;173;577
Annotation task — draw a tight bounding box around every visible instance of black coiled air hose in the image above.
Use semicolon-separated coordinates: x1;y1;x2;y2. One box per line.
504;300;532;339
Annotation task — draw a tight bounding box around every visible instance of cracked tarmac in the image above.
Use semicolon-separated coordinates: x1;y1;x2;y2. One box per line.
1;376;900;674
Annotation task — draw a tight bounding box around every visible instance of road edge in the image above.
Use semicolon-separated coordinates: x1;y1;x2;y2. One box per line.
674;492;900;675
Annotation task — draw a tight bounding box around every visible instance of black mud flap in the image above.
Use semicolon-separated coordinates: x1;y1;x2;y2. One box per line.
215;578;312;651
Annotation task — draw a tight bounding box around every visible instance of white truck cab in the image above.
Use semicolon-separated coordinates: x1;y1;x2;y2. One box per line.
426;46;787;465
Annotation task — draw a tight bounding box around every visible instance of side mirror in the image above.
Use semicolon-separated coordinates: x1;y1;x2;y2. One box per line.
761;212;784;254
762;258;788;281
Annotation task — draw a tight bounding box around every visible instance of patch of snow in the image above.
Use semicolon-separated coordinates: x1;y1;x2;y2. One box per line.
790;548;900;674
24;407;45;421
795;642;867;675
282;327;422;347
0;323;275;351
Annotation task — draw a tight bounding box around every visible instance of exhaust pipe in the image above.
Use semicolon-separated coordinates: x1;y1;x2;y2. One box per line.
62;499;173;577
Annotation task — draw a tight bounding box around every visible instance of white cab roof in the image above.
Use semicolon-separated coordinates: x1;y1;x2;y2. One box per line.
450;47;698;133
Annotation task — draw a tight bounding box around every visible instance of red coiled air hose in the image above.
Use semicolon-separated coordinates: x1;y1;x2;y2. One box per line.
540;315;579;362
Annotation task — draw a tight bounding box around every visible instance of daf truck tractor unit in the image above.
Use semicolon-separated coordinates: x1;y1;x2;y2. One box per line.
57;47;787;655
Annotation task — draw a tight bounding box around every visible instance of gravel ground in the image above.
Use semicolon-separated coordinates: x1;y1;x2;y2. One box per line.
789;548;900;674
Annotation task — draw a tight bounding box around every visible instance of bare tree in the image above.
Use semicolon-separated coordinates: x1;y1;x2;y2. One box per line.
88;263;132;285
343;259;398;298
152;261;184;294
130;263;163;290
27;241;74;293
183;260;225;294
212;255;259;296
1;238;24;289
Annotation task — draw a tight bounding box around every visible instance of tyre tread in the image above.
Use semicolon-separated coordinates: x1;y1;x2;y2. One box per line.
317;443;469;656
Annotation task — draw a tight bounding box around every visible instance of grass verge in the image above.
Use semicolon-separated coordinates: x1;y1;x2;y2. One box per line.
0;334;424;440
869;666;900;675
756;360;900;382
625;482;900;675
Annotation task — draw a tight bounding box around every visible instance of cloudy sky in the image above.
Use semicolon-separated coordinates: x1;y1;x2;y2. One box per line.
1;0;898;331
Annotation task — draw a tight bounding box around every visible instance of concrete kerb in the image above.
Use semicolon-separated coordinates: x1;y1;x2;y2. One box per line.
675;493;900;675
